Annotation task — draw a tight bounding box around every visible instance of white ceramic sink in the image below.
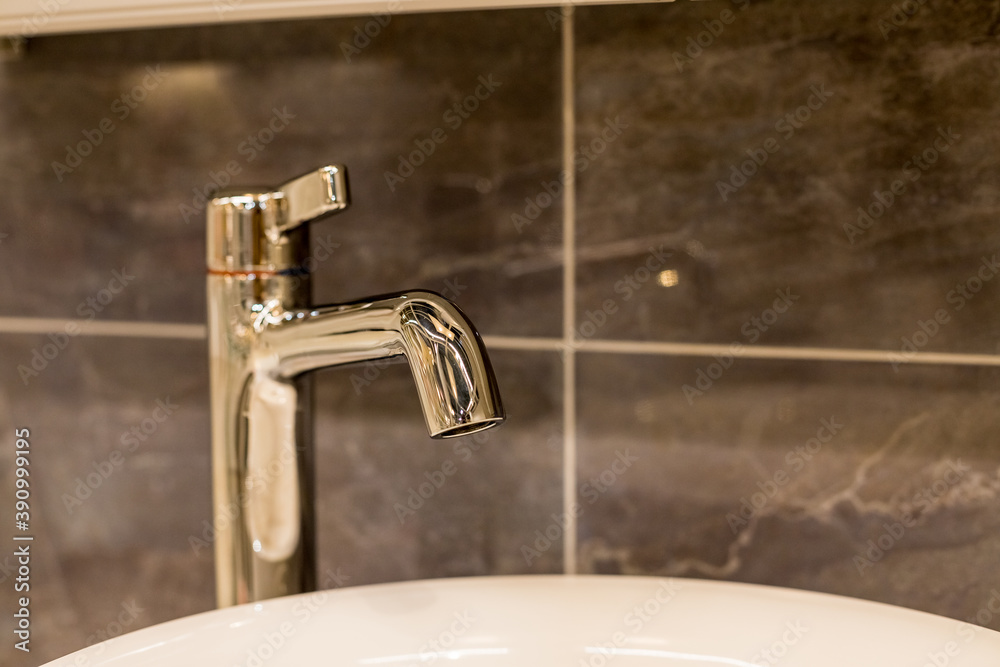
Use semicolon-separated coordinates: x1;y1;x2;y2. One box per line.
42;575;1000;666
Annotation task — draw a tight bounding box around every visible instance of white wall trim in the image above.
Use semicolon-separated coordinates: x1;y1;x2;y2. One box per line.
2;0;659;37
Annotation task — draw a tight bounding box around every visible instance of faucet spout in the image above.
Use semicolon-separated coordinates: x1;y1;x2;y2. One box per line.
259;291;504;438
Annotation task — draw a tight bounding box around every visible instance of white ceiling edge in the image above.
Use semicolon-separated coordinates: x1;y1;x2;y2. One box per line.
1;0;662;37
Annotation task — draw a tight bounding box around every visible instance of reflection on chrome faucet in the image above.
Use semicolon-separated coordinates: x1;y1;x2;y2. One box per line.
206;165;505;607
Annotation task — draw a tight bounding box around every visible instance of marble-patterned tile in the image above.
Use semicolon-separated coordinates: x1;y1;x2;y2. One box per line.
0;334;213;666
576;352;1000;628
0;10;562;336
313;349;564;585
574;0;1000;353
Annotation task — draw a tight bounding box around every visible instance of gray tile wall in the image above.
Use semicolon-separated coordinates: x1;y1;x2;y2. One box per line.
2;0;1000;664
572;0;1000;627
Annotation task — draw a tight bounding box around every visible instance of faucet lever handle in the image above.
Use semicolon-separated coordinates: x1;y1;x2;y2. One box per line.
207;164;350;273
277;165;350;233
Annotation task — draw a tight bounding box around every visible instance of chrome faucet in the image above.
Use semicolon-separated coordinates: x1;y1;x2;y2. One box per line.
206;165;505;608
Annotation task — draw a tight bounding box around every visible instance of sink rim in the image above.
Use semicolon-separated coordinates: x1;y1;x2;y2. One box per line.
41;574;1000;667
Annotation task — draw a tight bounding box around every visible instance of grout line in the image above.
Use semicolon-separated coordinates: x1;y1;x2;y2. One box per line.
0;316;207;339
574;339;1000;366
561;5;578;576
484;336;1000;367
0;317;995;368
482;335;566;351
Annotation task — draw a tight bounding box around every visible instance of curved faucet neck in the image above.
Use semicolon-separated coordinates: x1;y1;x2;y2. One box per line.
256;291;503;438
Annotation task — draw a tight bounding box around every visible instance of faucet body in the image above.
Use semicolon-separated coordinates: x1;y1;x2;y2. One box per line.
207;166;504;607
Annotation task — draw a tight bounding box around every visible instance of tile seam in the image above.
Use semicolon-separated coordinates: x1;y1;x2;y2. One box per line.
561;4;578;576
0;319;995;367
0;316;206;339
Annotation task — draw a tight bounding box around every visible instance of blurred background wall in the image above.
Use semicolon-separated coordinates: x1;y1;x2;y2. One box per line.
3;0;1000;664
